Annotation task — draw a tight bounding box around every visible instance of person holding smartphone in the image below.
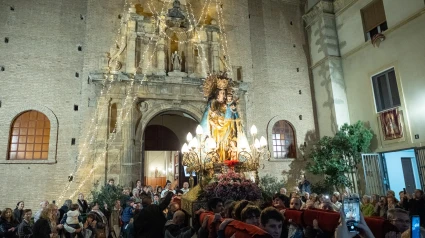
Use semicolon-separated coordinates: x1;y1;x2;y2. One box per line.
335;206;374;238
398;190;409;211
373;196;388;218
403;189;425;227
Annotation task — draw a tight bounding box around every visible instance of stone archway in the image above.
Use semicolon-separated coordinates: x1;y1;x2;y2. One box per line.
126;99;204;186
135;101;203;139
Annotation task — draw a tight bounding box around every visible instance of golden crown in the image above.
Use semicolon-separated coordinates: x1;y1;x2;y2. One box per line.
217;78;229;90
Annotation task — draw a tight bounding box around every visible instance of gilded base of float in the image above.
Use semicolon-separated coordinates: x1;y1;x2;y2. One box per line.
181;185;207;216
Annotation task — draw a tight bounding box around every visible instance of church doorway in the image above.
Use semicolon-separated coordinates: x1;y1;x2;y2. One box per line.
142;111;198;191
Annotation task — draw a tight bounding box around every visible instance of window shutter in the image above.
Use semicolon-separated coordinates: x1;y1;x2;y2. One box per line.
362;0;387;33
374;0;386;28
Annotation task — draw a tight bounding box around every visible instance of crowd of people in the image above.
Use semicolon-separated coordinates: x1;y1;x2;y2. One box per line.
1;176;425;238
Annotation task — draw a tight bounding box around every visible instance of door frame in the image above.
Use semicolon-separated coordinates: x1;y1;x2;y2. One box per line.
414;147;425;189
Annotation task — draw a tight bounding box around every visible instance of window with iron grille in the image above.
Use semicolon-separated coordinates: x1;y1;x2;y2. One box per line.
272;120;296;159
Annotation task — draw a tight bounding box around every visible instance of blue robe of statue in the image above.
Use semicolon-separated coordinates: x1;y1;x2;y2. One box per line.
224;103;239;120
200;101;212;137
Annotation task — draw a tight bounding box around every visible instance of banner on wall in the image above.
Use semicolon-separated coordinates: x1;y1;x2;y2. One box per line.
379;108;403;140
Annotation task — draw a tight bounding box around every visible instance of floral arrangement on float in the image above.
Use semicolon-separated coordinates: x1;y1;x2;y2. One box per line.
200;170;262;202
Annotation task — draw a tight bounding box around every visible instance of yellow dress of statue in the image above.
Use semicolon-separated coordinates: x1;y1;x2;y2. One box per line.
200;73;241;162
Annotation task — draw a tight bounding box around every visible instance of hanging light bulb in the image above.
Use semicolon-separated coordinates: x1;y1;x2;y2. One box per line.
250;125;257;136
190;137;199;149
186;132;193;143
254;139;260;149
196;125;203;135
181;143;189;153
260;136;267;147
239;136;249;151
206;138;217;150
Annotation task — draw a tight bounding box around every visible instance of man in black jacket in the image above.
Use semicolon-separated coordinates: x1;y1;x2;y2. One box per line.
134;180;177;238
403;189;425;226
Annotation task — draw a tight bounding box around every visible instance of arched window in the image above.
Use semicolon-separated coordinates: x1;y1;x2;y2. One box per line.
109;103;118;133
8;110;50;160
272;120;296;159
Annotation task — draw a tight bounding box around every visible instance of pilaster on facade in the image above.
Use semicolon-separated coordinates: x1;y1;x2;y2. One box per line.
303;0;334;28
303;0;350;136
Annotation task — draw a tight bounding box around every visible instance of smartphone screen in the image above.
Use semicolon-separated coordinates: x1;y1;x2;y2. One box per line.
411;215;420;238
343;197;360;232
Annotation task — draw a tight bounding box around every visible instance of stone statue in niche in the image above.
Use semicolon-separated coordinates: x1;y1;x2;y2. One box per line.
168;0;185;19
171;51;181;71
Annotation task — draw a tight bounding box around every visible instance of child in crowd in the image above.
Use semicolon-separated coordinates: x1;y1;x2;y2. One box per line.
63;203;84;238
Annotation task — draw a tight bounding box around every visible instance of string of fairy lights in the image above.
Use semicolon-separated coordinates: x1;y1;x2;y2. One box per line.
57;8;127;203
187;0;212;74
58;0;233;203
214;0;232;76
58;0;137;202
60;0;171;202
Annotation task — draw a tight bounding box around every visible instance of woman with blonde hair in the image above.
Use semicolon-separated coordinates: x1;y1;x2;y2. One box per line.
33;204;64;238
309;193;320;208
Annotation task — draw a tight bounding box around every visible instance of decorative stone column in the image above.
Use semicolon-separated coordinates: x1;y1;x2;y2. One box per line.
198;29;209;78
92;96;110;185
119;100;140;187
211;42;220;73
189;44;202;78
140;37;153;75
156;37;166;75
125;9;137;74
211;31;220;73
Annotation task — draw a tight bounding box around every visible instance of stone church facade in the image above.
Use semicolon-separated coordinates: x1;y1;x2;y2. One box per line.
0;0;316;209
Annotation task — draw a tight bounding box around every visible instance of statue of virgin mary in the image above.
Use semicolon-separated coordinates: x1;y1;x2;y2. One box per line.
200;73;242;161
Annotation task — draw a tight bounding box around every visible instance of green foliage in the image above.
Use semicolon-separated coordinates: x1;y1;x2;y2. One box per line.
259;174;286;202
307;121;373;190
90;184;127;209
310;181;333;195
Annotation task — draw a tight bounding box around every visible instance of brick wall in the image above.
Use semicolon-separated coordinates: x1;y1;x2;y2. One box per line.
247;0;317;188
0;0;88;210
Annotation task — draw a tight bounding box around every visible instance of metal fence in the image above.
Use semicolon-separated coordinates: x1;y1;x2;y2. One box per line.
362;153;385;195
